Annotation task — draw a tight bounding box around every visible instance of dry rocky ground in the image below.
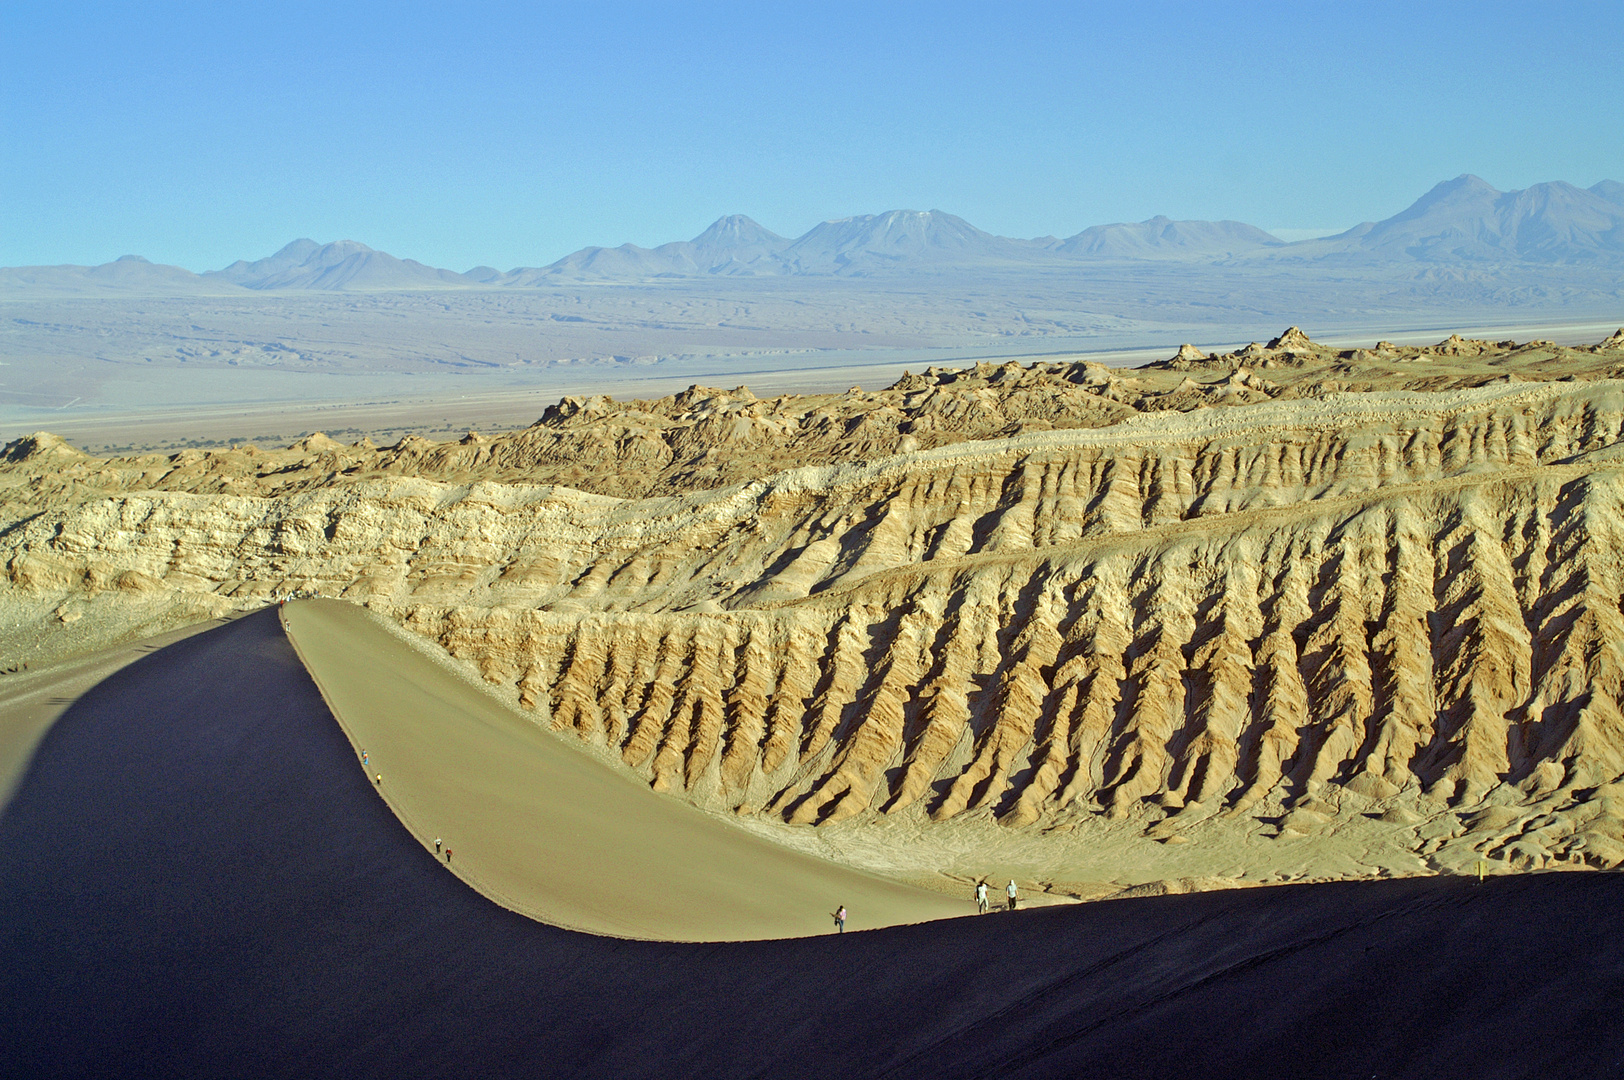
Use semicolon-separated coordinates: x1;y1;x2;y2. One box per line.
8;327;1624;898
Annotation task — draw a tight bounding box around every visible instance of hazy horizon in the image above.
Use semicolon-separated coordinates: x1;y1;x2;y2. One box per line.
8;172;1623;280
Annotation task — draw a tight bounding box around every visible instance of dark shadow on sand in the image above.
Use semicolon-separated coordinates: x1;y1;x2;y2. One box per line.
3;608;1623;1078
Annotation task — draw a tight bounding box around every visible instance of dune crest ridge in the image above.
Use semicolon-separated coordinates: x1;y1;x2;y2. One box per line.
8;328;1624;889
276;598;966;939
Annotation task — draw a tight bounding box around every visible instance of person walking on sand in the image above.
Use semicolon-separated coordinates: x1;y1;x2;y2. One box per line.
435;838;442;854
833;905;846;933
375;774;382;786
445;848;453;864
976;881;989;914
361;749;368;766
1006;880;1019;911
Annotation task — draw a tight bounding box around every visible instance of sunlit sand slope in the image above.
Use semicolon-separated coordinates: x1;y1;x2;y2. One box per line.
280;597;966;940
3;610;1624;1077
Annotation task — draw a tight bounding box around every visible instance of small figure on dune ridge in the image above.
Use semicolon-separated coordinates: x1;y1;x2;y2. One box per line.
445;848;453;864
833;905;846;933
975;881;989;914
435;837;442;854
1006;880;1018;911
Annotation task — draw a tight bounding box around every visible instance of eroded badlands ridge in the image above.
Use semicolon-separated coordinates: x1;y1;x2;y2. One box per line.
8;329;1624;880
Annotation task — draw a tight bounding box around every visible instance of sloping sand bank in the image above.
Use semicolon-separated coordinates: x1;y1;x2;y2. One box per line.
3;608;1624;1078
280;597;965;939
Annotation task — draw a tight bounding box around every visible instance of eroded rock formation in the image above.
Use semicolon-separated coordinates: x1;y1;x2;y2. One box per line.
9;329;1624;874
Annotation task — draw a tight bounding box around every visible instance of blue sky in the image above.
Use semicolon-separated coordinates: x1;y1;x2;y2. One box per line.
3;1;1621;271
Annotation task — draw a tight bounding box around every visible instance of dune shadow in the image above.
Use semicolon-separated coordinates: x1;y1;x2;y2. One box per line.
2;608;1622;1078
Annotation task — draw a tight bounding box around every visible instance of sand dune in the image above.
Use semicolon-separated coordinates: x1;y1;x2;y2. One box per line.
4;608;1623;1078
281;597;966;940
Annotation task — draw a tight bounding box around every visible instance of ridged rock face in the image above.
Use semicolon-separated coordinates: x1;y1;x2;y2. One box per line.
395;405;1624;831
10;331;1624;874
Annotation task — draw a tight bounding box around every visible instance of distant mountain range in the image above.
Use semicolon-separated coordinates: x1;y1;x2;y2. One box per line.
519;208;1285;281
1280;175;1624;266
4;175;1622;294
208;239;471;291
